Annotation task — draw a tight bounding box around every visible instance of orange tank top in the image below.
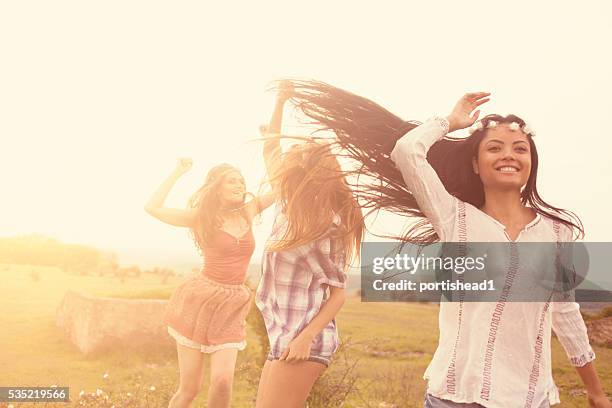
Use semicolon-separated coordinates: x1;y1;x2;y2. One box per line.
201;228;256;285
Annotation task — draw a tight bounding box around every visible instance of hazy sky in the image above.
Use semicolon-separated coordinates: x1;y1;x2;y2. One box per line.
2;1;611;267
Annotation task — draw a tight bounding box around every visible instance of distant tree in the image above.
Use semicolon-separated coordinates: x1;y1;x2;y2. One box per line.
0;235;112;275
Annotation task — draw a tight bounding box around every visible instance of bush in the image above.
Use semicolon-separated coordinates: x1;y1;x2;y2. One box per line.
357;363;422;408
307;338;361;408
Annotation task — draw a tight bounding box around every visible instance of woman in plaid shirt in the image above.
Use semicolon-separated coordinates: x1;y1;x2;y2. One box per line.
254;82;365;407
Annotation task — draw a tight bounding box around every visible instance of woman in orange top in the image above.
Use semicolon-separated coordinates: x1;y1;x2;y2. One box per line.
145;160;273;408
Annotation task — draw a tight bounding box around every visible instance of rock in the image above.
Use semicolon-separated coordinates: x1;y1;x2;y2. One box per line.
585;316;612;348
56;291;172;354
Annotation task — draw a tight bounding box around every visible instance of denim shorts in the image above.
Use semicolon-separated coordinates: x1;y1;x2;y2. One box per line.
266;351;330;367
424;394;485;408
424;394;550;408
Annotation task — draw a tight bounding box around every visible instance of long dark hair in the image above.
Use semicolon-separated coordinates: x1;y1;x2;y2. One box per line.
284;79;584;242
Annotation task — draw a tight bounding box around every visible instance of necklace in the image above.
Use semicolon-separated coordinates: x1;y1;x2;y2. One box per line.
219;203;246;214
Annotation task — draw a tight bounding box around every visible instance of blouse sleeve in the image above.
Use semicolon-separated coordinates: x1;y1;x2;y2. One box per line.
550;223;595;367
551;301;595;367
389;117;457;241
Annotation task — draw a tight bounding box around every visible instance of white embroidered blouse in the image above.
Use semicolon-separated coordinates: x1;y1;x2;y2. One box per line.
390;117;595;408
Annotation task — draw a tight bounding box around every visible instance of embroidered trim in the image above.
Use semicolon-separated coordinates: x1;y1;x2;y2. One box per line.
480;242;520;401
524;220;561;407
553;221;561;244
167;327;246;354
445;199;467;395
457;199;467;244
570;350;596;367
523;300;551;407
432;116;450;135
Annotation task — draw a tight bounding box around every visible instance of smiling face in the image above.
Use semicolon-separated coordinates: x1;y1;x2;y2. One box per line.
473;124;531;191
219;170;246;204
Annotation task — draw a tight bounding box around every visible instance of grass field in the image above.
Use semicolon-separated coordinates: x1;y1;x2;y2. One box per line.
0;264;609;407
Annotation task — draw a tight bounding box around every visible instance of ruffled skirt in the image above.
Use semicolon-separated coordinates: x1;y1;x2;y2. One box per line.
164;275;252;353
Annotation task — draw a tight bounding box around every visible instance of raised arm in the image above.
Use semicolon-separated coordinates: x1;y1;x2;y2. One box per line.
390;92;489;240
257;81;294;213
264;81;293;182
144;158;197;227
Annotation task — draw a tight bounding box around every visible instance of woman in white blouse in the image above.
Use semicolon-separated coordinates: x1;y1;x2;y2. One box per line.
285;81;610;408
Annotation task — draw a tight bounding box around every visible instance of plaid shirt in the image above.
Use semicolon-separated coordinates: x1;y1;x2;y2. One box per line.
255;206;347;360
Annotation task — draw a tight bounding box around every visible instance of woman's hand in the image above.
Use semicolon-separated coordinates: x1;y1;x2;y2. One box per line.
277;80;294;103
173;158;193;176
279;334;313;363
446;92;491;132
144;157;197;227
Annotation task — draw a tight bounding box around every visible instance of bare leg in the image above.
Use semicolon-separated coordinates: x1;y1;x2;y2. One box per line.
255;359;272;408
168;343;205;408
207;348;239;408
255;359;326;408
